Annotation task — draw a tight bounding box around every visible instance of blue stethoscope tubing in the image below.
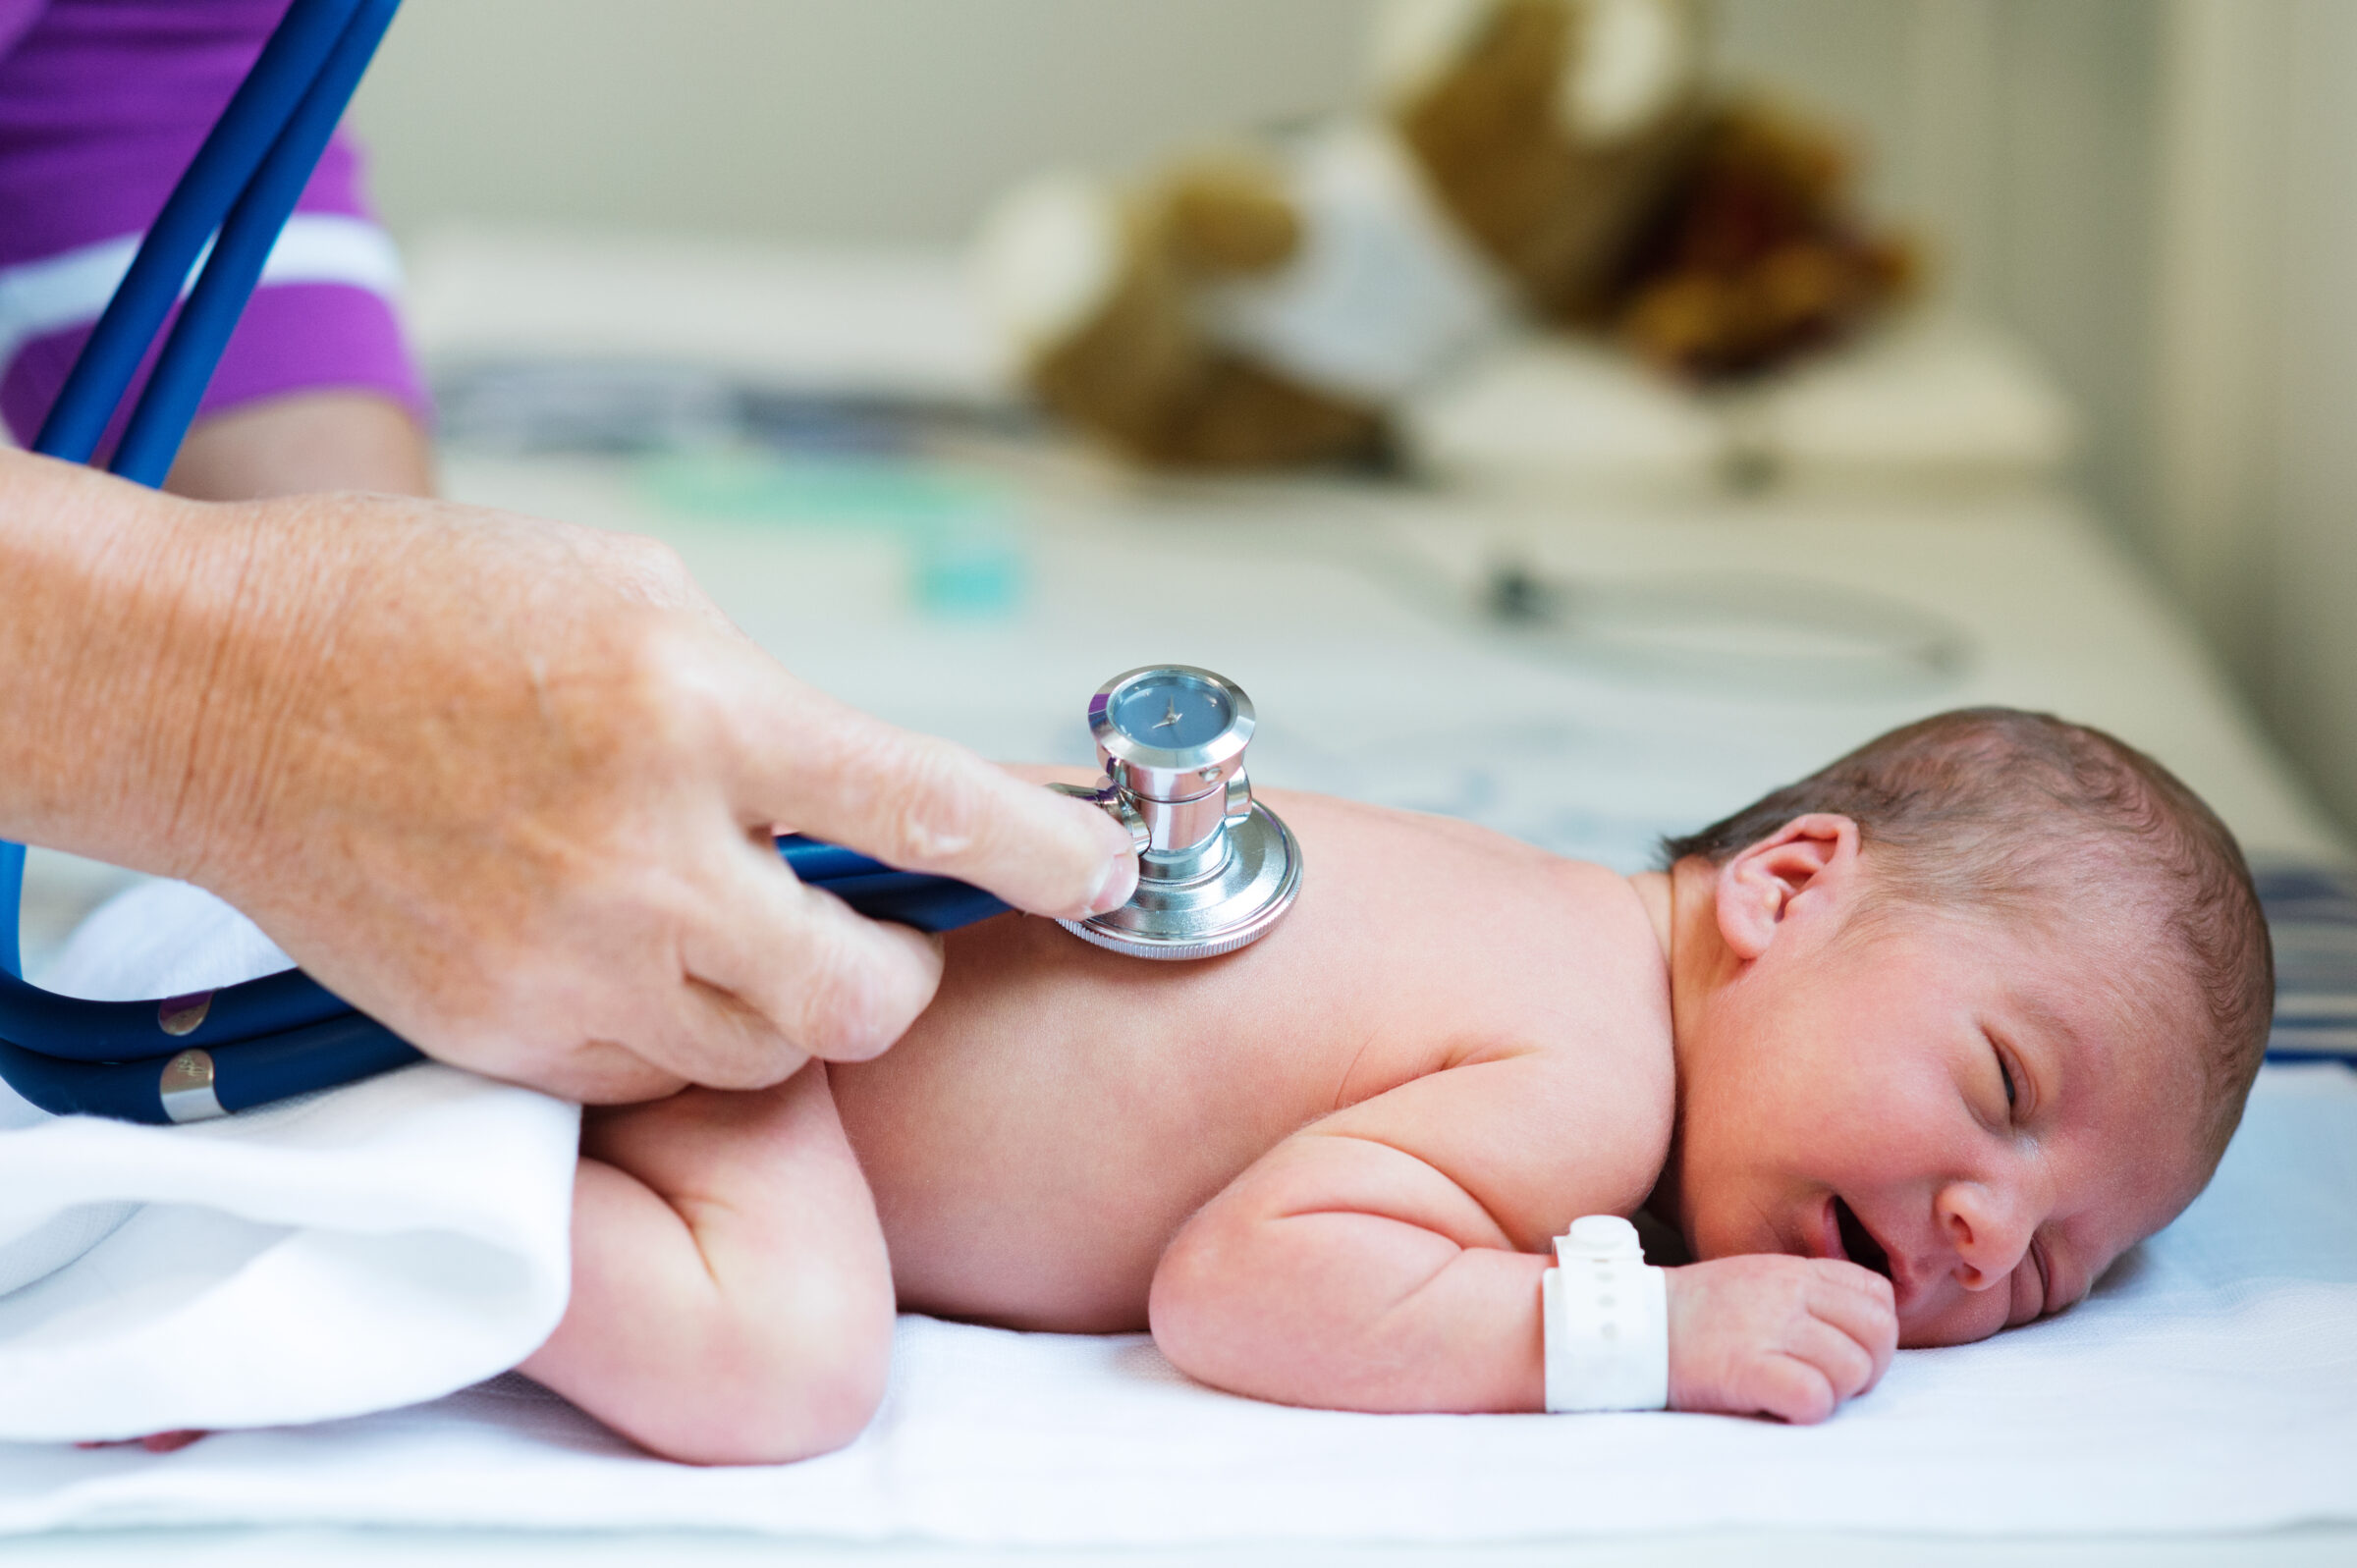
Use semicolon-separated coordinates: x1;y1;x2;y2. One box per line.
0;837;1005;1122
0;0;1008;1124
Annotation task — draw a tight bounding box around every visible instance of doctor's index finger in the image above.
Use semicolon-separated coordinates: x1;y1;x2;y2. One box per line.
737;681;1138;920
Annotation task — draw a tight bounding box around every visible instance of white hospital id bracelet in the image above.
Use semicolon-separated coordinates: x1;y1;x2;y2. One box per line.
1542;1215;1669;1412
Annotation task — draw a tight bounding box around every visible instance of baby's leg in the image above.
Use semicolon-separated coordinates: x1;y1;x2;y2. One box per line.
521;1064;893;1465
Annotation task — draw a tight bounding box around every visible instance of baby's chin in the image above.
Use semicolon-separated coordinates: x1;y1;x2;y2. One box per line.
1895;1290;2014;1348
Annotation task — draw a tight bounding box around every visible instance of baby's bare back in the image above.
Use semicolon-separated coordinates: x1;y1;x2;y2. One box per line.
830;790;1672;1332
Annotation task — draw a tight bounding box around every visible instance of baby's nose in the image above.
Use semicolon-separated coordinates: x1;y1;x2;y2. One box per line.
1935;1181;2034;1290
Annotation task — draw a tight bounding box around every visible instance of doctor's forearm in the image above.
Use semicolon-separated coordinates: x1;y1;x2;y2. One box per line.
2;392;441;865
0;448;307;881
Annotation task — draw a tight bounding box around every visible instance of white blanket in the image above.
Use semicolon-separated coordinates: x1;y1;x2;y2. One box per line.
0;1063;2349;1543
0;879;578;1442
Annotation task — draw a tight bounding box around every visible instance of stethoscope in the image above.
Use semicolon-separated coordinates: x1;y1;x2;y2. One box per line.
0;0;1301;1125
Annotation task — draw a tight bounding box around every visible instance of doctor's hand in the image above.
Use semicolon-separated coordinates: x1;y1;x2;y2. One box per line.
82;482;1139;1103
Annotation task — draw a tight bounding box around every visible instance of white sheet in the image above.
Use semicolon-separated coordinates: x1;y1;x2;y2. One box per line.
0;880;578;1442
0;1064;2347;1543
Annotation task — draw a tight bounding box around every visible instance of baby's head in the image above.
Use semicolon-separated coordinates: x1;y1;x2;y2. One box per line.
1652;708;2272;1346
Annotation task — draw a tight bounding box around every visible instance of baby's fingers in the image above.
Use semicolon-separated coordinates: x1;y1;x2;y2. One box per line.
1785;1317;1881;1408
1817;1257;1900;1308
1745;1353;1842;1426
1806;1271;1899;1390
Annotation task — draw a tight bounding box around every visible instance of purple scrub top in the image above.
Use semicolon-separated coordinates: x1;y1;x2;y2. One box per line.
0;0;425;453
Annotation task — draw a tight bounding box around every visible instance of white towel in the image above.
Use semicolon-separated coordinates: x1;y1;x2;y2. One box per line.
0;878;578;1442
0;1066;2349;1542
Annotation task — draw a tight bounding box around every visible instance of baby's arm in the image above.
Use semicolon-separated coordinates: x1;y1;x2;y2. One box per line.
520;1065;894;1465
1150;1053;1895;1422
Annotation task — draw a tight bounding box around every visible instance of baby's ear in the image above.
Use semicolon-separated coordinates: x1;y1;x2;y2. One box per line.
1713;813;1861;960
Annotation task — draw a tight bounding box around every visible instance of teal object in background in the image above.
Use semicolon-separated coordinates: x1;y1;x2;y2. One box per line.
639;452;1028;619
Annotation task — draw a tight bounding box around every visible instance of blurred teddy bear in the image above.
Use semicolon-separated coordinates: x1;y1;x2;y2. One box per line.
972;0;1911;469
1600;98;1915;382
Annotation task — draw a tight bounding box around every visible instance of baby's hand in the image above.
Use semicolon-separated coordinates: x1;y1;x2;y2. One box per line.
1664;1256;1897;1424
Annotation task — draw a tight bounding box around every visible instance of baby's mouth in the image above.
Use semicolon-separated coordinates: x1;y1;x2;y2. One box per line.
1832;1196;1893;1281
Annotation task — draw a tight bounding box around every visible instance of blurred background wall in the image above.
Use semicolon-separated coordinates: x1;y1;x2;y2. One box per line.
348;0;2354;834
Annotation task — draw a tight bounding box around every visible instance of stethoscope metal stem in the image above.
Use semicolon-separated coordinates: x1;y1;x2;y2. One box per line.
1055;666;1303;961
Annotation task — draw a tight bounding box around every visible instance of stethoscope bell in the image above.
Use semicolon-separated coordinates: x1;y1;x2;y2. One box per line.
1055;665;1302;960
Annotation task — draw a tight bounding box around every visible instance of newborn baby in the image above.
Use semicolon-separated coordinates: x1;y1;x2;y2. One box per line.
520;708;2275;1464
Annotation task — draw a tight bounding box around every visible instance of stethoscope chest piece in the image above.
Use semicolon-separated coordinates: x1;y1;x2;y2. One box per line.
1055;666;1302;960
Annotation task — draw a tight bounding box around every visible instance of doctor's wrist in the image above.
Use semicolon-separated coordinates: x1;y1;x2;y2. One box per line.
102;488;364;893
0;453;245;877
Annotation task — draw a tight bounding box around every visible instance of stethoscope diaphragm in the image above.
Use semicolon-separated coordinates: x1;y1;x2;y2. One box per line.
1053;666;1303;961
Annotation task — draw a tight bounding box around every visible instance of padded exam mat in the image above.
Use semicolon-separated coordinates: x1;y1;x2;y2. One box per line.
0;1065;2349;1546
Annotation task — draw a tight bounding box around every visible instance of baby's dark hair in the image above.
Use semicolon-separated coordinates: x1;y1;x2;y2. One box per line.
1659;708;2274;1161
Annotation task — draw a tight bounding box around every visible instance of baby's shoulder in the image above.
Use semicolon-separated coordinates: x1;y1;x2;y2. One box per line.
1275;790;1672;1064
1518;854;1675;1014
1478;853;1675;1125
1386;850;1675;1221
